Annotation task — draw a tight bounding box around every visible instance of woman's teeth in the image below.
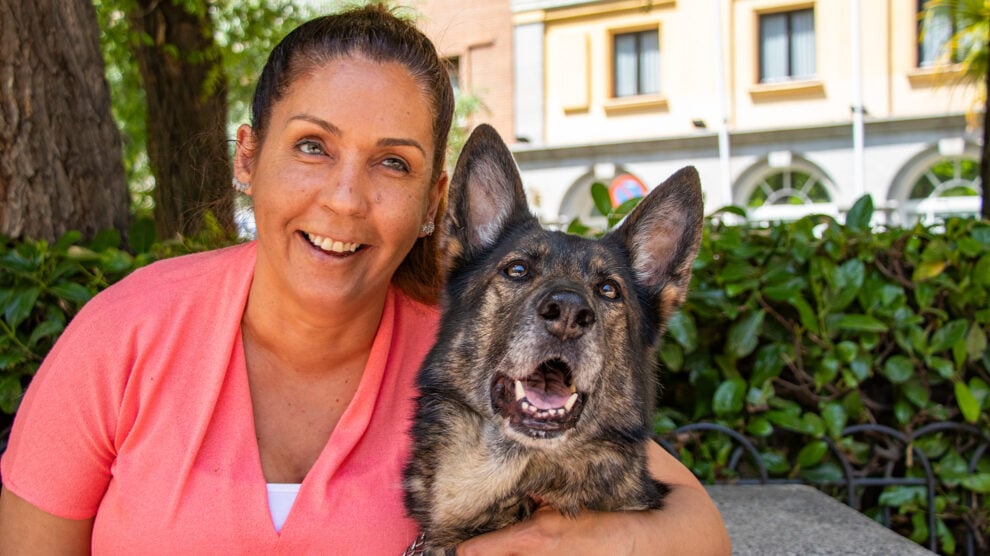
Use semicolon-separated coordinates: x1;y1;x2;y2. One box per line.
306;233;361;254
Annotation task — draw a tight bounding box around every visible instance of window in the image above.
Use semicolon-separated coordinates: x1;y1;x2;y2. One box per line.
613;29;659;97
904;157;981;223
747;170;831;209
759;9;815;83
444;57;461;94
738;157;837;223
917;0;957;67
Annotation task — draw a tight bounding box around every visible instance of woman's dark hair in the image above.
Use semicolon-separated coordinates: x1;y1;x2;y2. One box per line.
250;3;455;304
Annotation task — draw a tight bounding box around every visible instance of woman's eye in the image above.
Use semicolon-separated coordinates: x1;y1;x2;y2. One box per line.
503;261;529;279
382;157;410;173
598;279;621;300
297;140;324;155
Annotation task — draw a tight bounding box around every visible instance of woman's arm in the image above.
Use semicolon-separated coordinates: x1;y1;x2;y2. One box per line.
0;486;93;555
456;441;731;555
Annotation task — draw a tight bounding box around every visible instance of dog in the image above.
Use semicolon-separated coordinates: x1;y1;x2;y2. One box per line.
403;124;703;554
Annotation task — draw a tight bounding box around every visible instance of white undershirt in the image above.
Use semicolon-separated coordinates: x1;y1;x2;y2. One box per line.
266;483;302;533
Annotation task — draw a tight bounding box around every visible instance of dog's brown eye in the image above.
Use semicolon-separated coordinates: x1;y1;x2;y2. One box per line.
598;280;621;300
504;261;529;279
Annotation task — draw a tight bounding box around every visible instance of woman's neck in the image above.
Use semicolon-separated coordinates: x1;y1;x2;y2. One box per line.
241;268;388;377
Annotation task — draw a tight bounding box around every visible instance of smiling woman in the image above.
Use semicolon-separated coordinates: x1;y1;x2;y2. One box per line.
235;56;443;322
0;4;728;554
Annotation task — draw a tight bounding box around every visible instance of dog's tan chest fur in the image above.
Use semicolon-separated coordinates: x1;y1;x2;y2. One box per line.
429;427;527;526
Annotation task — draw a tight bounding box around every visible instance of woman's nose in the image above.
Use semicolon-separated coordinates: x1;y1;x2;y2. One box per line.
319;159;369;216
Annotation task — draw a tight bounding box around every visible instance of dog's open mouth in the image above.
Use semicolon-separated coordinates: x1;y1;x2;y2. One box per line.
491;358;585;439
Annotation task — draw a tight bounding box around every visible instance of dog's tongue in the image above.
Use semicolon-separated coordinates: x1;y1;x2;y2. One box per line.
523;369;571;409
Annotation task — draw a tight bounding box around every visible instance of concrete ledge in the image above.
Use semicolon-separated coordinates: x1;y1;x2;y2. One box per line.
707;484;935;555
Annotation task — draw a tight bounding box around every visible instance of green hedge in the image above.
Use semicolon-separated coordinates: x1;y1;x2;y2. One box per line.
651;198;989;554
1;199;988;553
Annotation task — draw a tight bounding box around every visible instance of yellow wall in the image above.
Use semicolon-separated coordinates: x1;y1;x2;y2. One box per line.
523;0;978;145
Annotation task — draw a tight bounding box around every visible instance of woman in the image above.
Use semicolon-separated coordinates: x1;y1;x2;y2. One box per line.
0;5;729;554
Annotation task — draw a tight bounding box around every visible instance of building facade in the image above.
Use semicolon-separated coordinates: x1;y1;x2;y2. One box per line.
414;0;516;143
502;0;983;228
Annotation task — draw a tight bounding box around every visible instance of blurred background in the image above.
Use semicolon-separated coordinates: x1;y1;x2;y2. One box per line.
1;0;986;245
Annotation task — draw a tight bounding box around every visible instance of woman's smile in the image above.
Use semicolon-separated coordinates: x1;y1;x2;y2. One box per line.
302;231;363;255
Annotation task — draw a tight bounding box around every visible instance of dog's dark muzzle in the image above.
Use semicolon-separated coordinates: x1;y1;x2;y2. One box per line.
490;358;586;439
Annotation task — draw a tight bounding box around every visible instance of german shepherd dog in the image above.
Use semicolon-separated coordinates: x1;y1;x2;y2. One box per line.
403;124;703;554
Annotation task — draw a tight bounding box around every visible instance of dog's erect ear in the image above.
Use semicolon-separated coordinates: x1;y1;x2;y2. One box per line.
610;166;704;320
442;124;533;263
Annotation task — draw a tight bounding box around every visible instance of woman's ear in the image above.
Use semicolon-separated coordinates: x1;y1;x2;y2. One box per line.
427;170;449;224
233;124;257;195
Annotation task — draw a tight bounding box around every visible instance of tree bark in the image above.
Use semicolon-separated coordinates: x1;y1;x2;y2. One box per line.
981;34;989;221
129;0;234;240
0;0;130;243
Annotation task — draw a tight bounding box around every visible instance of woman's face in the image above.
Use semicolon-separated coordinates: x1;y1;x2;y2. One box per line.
236;55;445;313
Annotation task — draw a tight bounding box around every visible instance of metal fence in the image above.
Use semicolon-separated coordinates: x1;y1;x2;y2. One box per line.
657;422;990;555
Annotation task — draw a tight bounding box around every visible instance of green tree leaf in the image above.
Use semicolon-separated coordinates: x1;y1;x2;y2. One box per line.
929;319;969;354
833;314;888;333
955;381;980;424
960;473;990;493
845;195;874;231
48;282;92;305
712;378;746;417
751;343;786;387
590;182;612;216
820;402;847;438
666;311;697;352
796;440;829;467
0;375;23;414
913;260;947;281
3;287;40;329
882;355;914;384
726;310;765;359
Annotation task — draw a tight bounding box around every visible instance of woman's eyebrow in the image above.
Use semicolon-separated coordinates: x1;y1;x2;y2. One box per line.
377;137;426;157
288;114;340;136
288;113;425;156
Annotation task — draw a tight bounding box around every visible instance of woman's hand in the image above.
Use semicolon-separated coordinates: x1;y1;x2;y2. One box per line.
456;441;731;555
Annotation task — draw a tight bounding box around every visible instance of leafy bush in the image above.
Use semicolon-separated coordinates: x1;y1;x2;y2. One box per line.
651;197;989;554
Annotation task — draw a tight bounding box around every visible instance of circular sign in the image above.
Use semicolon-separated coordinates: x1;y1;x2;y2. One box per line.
608;173;647;208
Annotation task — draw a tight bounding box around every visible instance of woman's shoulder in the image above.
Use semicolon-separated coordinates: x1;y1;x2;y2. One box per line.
96;242;256;305
129;241;255;287
71;242;256;332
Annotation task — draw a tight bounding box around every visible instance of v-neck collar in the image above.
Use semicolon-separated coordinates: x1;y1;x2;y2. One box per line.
238;288;398;538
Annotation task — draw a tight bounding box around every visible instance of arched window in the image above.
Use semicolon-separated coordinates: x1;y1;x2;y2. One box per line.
737;156;837;223
889;145;981;225
557;171;602;230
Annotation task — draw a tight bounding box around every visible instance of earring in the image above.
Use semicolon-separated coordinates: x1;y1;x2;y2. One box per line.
232;176;250;193
420;221;435;237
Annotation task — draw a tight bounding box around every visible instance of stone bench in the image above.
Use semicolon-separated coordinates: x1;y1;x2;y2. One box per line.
707;484;934;555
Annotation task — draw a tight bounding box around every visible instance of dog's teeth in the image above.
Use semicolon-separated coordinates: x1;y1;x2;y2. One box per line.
564;393;578;412
514;380;526;401
521;401;534;414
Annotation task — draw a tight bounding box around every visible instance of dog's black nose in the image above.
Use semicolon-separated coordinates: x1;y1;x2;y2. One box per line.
538;290;595;340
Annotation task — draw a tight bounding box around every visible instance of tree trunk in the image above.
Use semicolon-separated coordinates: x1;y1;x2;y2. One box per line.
129;0;234;240
0;0;130;243
981;34;989;221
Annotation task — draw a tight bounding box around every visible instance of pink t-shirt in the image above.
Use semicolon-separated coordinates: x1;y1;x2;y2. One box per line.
1;242;438;553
